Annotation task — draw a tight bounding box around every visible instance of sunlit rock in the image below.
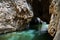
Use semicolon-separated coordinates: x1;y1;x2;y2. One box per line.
0;0;33;33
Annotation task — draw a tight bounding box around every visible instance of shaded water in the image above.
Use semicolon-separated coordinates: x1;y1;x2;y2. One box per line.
0;23;53;40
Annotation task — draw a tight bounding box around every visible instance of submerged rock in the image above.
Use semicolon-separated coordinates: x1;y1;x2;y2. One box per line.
0;0;33;33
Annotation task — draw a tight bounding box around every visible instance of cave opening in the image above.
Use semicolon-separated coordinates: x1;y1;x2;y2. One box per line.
27;0;52;24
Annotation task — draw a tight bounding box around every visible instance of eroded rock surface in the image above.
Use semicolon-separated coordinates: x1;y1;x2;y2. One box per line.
0;0;33;33
48;0;60;40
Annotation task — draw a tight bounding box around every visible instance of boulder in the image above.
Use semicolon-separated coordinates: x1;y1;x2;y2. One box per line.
0;0;33;33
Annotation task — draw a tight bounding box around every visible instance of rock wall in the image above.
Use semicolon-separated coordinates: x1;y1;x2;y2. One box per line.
48;0;60;40
0;0;33;33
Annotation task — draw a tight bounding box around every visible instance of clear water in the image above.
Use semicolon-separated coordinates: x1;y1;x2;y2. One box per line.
0;23;53;40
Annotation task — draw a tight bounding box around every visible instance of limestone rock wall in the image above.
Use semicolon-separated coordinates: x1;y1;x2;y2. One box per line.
48;0;60;40
0;0;33;33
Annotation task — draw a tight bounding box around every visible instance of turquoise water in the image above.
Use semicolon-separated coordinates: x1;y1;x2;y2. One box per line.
0;23;53;40
0;30;35;40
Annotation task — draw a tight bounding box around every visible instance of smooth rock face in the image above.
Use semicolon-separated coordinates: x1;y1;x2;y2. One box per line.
0;0;33;33
53;31;60;40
